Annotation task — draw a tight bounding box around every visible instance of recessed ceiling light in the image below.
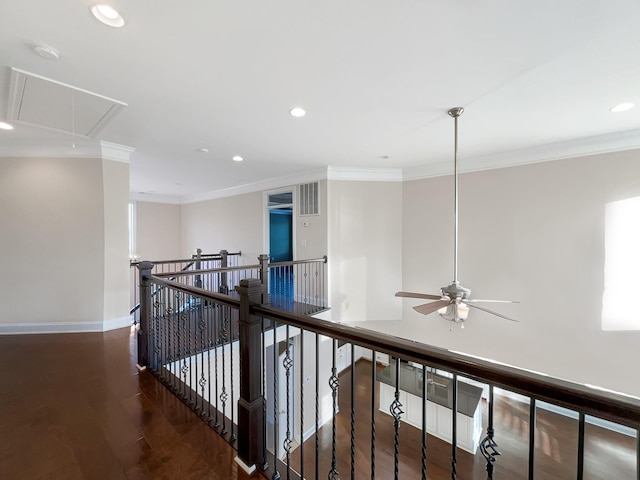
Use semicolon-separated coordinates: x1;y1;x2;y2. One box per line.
0;122;14;130
90;4;125;27
232;155;244;162
289;107;306;117
610;102;635;113
33;44;60;60
197;147;209;153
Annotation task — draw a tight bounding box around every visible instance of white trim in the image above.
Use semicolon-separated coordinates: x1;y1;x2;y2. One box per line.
100;141;135;163
0;139;101;159
234;456;256;475
103;315;134;331
327;166;403;182
0;139;135;163
181;168;328;204
403;129;640;181
129;192;183;204
0;317;133;335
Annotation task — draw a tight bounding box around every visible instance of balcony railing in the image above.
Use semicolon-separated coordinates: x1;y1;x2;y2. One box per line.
135;263;640;480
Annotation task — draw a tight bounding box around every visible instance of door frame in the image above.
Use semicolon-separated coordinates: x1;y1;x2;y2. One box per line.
263;187;296;261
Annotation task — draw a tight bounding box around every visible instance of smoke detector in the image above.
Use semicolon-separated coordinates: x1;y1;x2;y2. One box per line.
33;44;60;60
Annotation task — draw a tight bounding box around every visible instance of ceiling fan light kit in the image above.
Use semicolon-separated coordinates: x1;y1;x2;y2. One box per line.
396;107;518;325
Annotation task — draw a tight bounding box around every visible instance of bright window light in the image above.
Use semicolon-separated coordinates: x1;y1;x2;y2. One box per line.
602;196;640;330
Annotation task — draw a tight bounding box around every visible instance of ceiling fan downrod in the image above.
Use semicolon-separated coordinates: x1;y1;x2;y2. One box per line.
447;107;464;285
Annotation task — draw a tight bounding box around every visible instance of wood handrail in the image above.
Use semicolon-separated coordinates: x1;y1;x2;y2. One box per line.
251;303;640;430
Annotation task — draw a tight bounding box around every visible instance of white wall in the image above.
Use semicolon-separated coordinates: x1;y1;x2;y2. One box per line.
0;156;130;333
135;201;182;260
394;149;640;397
102;159;131;328
325;180;402;322
181;191;264;263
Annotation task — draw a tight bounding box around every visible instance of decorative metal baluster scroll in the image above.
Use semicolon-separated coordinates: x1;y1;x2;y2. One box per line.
390;358;404;480
272;321;281;480
328;339;340;480
230;306;236;443
220;306;229;435
283;327;293;478
479;385;501;479
198;310;207;415
213;306;220;429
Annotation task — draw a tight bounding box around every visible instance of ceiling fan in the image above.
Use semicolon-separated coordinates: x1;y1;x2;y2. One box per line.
396;107;518;325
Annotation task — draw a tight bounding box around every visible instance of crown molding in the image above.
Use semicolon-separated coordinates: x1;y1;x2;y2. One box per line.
130;192;183;205
0;138;135;162
180;167;329;204
100;141;135;163
327;166;403;182
403;128;640;181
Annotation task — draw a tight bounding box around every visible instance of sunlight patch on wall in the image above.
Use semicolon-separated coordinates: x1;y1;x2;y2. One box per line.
602;196;640;331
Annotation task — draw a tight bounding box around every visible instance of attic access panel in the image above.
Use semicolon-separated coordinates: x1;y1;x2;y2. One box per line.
6;67;127;138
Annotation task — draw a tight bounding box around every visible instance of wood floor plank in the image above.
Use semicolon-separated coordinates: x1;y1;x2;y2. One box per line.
0;327;266;480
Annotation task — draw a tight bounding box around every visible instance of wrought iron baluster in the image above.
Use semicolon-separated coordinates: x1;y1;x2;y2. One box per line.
220;306;229;436
371;350;376;480
180;301;189;401
283;326;293;478
272;321;281;480
636;429;639;480
213;304;220;429
480;385;500;480
206;304;212;422
328;338;340;480
299;329;304;480
262;318;269;471
391;357;403;480
529;398;536;480
350;343;355;480
577;412;585;480
230;308;236;443
315;333;320;480
421;366;427;480
451;372;458;480
198;305;207;416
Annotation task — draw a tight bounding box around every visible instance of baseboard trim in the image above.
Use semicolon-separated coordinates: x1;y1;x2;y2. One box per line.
0;316;134;335
234;456;256;475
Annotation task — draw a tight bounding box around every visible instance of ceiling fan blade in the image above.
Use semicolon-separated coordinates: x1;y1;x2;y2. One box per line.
413;299;451;316
396;291;443;300
466;303;519;322
466;299;520;304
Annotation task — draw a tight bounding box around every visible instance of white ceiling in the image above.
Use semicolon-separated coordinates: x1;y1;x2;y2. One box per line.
1;0;639;203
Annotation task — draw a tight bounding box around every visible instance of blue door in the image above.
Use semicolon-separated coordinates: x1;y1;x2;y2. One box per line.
269;202;294;305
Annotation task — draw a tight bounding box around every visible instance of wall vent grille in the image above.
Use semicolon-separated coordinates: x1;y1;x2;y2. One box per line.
299;182;319;216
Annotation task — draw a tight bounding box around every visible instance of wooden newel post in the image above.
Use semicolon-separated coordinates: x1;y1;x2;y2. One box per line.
235;278;266;473
137;261;154;370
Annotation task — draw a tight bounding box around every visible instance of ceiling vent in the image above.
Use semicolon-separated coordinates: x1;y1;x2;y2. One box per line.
6;67;127;138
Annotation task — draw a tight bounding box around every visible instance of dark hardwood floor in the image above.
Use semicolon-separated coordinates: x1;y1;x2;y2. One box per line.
0;327;265;480
1;328;636;479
